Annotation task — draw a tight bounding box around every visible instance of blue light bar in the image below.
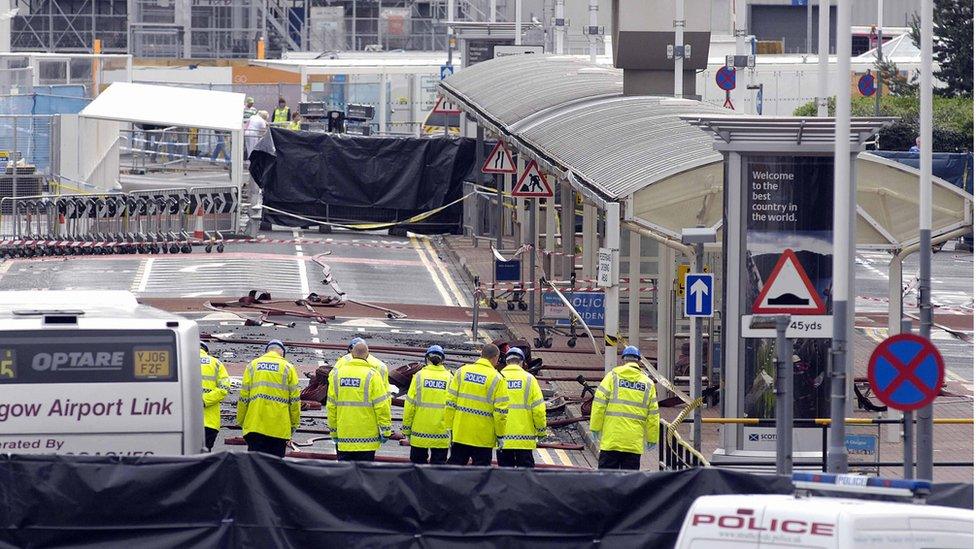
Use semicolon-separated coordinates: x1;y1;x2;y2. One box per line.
792;473;932;497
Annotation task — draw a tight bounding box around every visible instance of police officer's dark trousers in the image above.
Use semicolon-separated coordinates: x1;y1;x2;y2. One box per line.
448;442;492;466
410;447;449;464
597;450;641;470
496;449;535;468
337;450;375;462
244;433;288;458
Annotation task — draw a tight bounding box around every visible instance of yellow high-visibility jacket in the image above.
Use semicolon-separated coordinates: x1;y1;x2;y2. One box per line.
402;362;453;449
327;357;393;452
200;349;230;430
590;362;659;454
335;352;389;388
236;351;301;440
443;358;508;448
499;364;547;450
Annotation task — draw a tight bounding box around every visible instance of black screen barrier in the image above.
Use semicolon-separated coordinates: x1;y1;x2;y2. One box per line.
249;129;476;234
0;453;970;548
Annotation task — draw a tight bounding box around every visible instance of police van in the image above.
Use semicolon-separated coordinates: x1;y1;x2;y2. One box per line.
674;473;974;549
0;291;203;455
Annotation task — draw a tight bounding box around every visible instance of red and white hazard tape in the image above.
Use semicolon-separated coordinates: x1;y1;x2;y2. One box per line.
0;236;414;250
477;283;658;293
857;294;973;315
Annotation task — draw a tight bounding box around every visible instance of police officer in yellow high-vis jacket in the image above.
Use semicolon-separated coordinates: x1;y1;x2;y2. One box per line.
444;344;508;466
200;342;230;452
497;347;546;468
237;340;301;458
590;346;659;470
327;341;393;461
272;97;291;126
335;337;390;390
402;345;453;464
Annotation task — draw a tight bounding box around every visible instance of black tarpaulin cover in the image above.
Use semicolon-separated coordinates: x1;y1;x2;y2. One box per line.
0;453;971;548
249;129;475;232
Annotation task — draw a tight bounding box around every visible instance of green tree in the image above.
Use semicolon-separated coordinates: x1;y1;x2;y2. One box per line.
910;0;973;97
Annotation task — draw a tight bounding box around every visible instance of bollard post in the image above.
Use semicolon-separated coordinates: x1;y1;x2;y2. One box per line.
471;276;481;342
774;315;793;475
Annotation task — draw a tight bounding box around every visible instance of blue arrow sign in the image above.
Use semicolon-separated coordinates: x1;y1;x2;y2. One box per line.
440;64;454;80
685;273;713;318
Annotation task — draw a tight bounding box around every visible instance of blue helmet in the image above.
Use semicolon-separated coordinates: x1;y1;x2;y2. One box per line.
505;347;525;360
425;345;445;359
621;345;640;360
348;337;366;350
266;339;286;355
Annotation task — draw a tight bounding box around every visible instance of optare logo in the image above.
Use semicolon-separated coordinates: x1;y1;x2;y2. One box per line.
0;349;15;379
749;433;759;442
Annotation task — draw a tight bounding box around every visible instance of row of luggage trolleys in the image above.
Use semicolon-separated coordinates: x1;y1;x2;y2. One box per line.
0;186;239;257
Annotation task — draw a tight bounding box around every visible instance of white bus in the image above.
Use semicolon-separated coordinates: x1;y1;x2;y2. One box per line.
0;291;203;455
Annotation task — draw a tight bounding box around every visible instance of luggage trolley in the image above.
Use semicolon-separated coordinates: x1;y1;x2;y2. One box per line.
488;249;528;311
532;274;583;349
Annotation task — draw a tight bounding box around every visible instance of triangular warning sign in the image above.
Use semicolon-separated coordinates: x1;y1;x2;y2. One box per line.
432;95;461;114
512;160;554;198
481;141;517;174
752;248;827;315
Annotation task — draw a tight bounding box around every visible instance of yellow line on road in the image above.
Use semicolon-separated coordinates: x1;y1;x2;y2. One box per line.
554;449;572;466
536;448;554;465
410;235;453;306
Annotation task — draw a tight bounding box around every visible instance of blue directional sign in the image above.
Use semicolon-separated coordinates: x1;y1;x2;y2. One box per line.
684;273;713;318
867;333;944;412
440;64;454;80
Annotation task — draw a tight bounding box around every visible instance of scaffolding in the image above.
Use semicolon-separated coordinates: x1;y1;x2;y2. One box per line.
10;0;501;58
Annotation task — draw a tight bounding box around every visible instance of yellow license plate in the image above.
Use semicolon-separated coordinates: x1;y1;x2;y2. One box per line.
134;350;171;379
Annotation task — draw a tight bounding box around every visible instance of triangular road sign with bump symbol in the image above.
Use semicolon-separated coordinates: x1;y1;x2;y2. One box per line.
752;248;827;315
512;160;554;198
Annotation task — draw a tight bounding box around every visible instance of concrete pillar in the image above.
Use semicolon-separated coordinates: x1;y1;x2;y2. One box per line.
628;230;642;348
603;202;621;372
582;202;596;278
657;244;675;383
378;73;388;134
884;253;904;443
560;180;574;278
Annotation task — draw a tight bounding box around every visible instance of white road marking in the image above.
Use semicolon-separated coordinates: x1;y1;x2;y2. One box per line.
411;235;452;306
294;229;310;296
178;262;227;273
309;325;319;336
136;258;154;293
419;236;470;308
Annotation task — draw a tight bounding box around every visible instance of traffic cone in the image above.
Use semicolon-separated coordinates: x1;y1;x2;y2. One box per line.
193;206;205;240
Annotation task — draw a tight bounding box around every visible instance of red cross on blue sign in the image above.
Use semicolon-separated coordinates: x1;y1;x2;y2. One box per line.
715;67;736;91
867;333;945;412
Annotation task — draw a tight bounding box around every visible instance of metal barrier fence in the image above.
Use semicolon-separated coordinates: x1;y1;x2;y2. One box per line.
659;417;975;472
0;185;240;257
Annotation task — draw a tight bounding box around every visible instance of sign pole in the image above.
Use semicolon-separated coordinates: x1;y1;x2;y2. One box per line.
901;318;914;479
774;315;792;475
528;199;537;327
827;0;852;474
917;0;934;482
691;240;702;451
816;0;829;116
875;0;883;116
495;173;504;249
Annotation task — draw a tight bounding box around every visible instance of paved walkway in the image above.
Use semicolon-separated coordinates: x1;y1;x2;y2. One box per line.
438;235;974;481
